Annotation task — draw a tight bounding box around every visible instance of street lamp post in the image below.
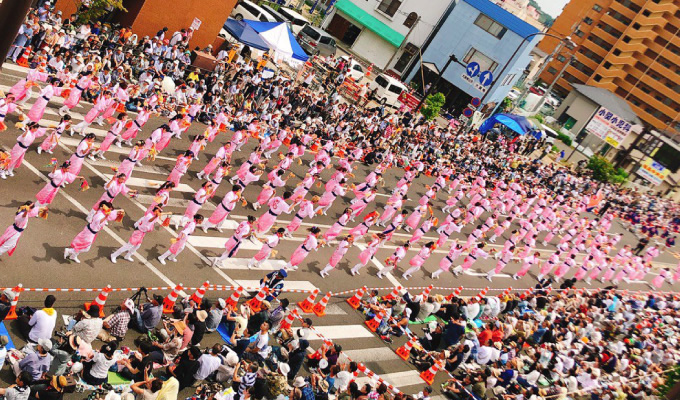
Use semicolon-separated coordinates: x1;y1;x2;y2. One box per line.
415;54;466;112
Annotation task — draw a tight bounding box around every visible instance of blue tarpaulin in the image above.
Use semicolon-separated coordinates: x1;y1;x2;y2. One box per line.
243;20;309;62
223;18;270;51
479;113;535;135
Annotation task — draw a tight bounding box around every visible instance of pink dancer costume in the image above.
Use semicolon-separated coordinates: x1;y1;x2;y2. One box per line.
0;206;40;256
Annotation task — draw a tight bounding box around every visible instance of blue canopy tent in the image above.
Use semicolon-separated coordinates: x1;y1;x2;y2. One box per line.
242;20;309;62
479;113;535;135
223;18;270;51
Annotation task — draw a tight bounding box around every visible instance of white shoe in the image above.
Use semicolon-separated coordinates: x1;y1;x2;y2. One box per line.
123;255;134;262
115;141;122;148
542;241;548;246
212;258;223;267
69;129;75;136
47;150;53;154
350;269;358;276
110;254;117;263
71;255;81;263
64;248;70;260
8;171;14;177
197;172;204;179
158;256;166;265
37;148;42;155
402;274;410;280
216;227;223;233
513;274;519;280
376;273;383;279
486;275;493;282
202;226;209;233
0;173;5;180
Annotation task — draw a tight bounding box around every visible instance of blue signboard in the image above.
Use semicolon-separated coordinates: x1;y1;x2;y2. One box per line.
466;62;480;78
479;71;493;86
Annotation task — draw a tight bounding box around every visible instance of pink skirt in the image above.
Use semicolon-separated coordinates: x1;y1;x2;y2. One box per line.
9;144;27;169
102;104;117;119
348;224;369;237
208;205;231;224
553;264;569;278
27;98;49;122
84;107;100;124
71;228;97;252
67;155;86;180
409;256;425;268
40;134;59;152
36;182;59;204
324;222;344;241
64;88;83;108
286;216;303;233
256;212;277;233
318;191;335;207
652;275;665;288
117;159;136;179
328;250;345;267
257;187;275;205
202;158;220;176
169;236;187;255
99;133;117;153
9;79;29;100
121;126;139;141
129;230;147;246
253;245;271;261
359;247;376;265
574;267;588;280
517;262;532;277
0;225;21;253
290;247;309;266
405;212;422;230
379;207;397;224
184;201;202;219
439;257;453;271
602;267;617;281
167;168;184;186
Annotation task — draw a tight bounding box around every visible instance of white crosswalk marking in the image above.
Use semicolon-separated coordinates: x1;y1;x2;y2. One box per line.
191;236;261;250
236;279;317;292
88;159;170;175
215;257;287;270
134;194;215;210
343;347;401;362
308;324;374;340
355;370;424;388
104;174;195;193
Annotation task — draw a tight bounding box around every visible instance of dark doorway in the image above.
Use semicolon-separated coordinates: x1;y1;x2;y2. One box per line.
326;13;361;46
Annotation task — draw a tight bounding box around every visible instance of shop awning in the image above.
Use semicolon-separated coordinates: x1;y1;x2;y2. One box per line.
479;113;535;135
335;0;405;47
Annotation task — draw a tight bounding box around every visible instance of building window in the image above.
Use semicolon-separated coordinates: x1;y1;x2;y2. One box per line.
603;61;612;69
404;12;418;28
584;17;593;25
548;67;558;74
594;74;602;81
557;55;566;62
575;29;584;37
462;48;498;73
377;0;402;17
501;73;516;86
394;43;418;72
593;4;603;11
474;14;507;39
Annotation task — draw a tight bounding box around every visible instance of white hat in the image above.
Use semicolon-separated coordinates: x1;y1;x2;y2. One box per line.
124;299;134;310
319;359;328;369
218;298;226;309
278;362;290;376
293;376;306;388
226;351;239;366
38;338;53;352
2;289;14;300
71;362;83;374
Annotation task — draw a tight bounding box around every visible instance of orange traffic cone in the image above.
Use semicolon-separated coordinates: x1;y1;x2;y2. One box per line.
247;287;269;312
445;286;463;302
84;285;111;317
420;361;441;385
420;284;434;299
4;284;23;321
225;286;244;308
279;309;298;330
396;336;418;360
498;287;512;298
347;286;367;309
163;283;183;314
365;311;383;332
190;281;210;305
384;286;402;301
297;289;319;313
16;47;31;67
475;286;489;301
312;292;331;317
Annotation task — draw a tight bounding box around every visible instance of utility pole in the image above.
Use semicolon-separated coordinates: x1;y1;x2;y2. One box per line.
415;54;464;112
530;54;574;112
514;38;567;109
0;0;33;71
384;15;420;73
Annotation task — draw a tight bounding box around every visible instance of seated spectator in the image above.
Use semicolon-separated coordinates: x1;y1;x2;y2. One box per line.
98;299;133;342
18;295;57;343
128;378;163;400
82;343;117;386
167;346;201;390
12;339;52;381
193;344;222;383
132;295;163;333
0;371;32;400
71;305;103;345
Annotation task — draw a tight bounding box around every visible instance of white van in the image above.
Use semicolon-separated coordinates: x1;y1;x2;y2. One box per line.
277;7;310;35
368;74;407;106
231;0;276;22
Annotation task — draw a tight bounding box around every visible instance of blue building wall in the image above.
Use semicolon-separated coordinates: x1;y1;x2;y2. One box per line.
406;0;540;106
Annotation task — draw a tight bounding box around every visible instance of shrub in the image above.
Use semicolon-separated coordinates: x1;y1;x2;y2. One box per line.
76;0;126;24
421;93;446;121
534;114;544;123
557;132;572;146
586;155;628;184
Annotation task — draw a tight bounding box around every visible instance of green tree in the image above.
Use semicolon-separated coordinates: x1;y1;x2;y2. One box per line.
76;0;127;25
586;155;628;184
420;93;445;121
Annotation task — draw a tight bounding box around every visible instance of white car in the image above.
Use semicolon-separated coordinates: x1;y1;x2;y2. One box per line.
231;0;276;22
340;56;364;83
368;73;407;107
507;88;521;101
277;7;310;35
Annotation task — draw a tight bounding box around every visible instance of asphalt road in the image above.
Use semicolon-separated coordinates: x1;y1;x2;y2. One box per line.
0;62;677;397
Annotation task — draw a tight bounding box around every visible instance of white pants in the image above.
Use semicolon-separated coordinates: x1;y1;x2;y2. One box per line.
112;243;140;258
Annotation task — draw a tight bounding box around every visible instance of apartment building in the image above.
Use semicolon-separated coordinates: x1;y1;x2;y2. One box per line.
536;0;680;134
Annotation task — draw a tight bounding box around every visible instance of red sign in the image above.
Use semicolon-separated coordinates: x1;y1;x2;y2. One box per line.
398;91;420;110
470;97;481;107
463;108;474;118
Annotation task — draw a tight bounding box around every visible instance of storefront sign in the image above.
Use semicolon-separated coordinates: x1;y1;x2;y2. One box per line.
638;157;670;186
585;106;633;148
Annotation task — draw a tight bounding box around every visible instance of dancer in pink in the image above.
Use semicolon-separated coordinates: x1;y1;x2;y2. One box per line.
213;216;255;266
378;243;410;279
38;115;71;155
513;252;542;280
66;134;96;183
453;243;492;276
26;78;65;123
350;233;387;276
291;173;319;205
319;235;354;278
167;151;194;186
285;227;323;271
71;90;113;136
7;122;47;176
573;256;594;281
0;201;45;257
10;66;48;105
202;185;244;233
377;193;406;227
409;216;437;245
64;201;124;263
486;246;515;281
286;196;319;235
404;203;430;233
315;180;347;215
89;113;129;160
402;241;436;280
158;214;203;265
554;254;578;281
348;212;379;240
35;161;80;208
110;205;167;263
0;94;19;132
349;188;377;220
87;173;134;221
324;208;352;242
248;228;285;269
536;251;561;281
117;140;146;179
651;268;671;289
432;240;464;279
382;210;409;241
119;105;152;146
253;170;290;210
197;143;231;180
59;70;94;115
179;182;215;229
255;191;293;234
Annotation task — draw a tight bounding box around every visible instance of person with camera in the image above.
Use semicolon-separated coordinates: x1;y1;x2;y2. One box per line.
17;295;57;344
